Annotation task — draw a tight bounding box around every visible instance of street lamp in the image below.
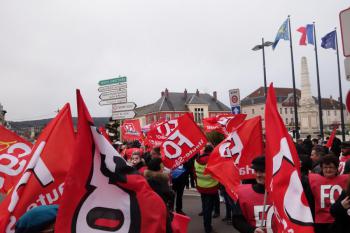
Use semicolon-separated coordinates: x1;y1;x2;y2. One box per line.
252;38;273;98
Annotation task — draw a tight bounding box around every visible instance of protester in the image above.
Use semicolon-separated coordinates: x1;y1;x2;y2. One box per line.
171;162;190;215
330;174;350;233
15;205;58;233
232;156;275;233
308;154;348;233
194;144;219;233
339;141;350;174
331;136;342;157
303;135;313;155
129;151;147;175
310;145;325;174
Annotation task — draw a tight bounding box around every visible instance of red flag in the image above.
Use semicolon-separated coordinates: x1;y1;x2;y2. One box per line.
55;90;168;233
202;114;246;135
161;113;207;169
98;126;112;143
205;116;263;200
0;104;75;233
0;125;32;194
121;119;142;142
171;212;191;233
297;26;307;45
326;127;338;149
265;84;314;232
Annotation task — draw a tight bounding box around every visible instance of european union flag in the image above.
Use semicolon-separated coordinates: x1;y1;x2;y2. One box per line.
272;19;289;50
321;30;336;50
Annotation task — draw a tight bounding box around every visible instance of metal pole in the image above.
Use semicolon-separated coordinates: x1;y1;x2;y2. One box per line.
288;16;300;139
260;190;268;228
313;22;324;139
262;38;268;98
335;28;346;141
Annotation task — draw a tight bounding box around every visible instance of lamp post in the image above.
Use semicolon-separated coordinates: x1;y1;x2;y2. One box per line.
252;38;273;98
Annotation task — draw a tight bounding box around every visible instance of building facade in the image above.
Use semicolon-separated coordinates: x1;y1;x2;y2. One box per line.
241;56;350;135
135;89;231;127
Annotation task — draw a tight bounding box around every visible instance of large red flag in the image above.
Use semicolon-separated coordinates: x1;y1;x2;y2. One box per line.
202;114;246;135
0;126;32;194
0;104;75;233
171;212;191;233
326;126;337;149
160;113;207;169
265;84;314;232
55;90;168;233
121;119;142;142
205;116;263;200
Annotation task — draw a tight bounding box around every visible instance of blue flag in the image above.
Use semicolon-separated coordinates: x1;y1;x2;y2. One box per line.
321;30;336;50
306;24;314;45
272;19;289;50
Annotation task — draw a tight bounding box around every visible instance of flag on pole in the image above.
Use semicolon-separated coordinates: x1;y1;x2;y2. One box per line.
265;83;314;232
272;18;290;50
297;24;314;45
0;125;33;194
55;90;168;233
326;127;338;149
321;30;336;50
0;104;75;233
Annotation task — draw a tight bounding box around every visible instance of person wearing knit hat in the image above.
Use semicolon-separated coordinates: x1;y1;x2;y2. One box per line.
15;205;58;233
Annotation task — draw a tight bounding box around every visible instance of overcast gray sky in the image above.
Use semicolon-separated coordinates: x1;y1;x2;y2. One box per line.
0;0;349;121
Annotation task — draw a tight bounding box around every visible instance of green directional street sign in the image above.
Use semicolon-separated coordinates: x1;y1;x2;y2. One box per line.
98;76;127;86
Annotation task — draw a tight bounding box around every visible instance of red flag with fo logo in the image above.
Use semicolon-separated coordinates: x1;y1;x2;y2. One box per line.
0;104;75;233
121;119;142;142
265;84;314;233
202;114;246;135
205;116;263;201
55;90;168;233
0;125;33;194
160;113;207;169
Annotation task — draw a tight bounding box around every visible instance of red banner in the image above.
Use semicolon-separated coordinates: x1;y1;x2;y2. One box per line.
55;90;168;233
0;104;75;233
326;126;337;149
202;114;246;135
160;113;207;169
145;119;178;148
0;125;33;194
265;84;314;232
121;119;142;142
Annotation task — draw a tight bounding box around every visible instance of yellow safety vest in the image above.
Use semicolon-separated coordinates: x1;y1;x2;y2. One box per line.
194;160;218;188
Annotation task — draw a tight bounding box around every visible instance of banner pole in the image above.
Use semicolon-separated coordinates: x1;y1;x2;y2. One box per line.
261;190;268;228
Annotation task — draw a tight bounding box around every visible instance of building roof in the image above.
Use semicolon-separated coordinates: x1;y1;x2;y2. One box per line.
242;87;301;106
135;90;230;116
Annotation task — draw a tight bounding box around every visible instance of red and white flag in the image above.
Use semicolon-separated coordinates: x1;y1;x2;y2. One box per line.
326;126;337;149
121;119;142;142
265;84;314;233
205;116;263;200
0;126;33;194
160;113;207;169
55;90;168;233
202;114;246;135
0;104;75;233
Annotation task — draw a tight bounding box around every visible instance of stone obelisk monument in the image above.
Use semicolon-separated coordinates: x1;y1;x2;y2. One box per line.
299;56;319;137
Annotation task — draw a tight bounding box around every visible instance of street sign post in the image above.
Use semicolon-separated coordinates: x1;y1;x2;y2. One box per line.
98;83;127;93
229;89;240;114
112;111;136;120
99;98;127;106
99;91;127;101
340;7;350;57
112;102;137;112
98;76;127;86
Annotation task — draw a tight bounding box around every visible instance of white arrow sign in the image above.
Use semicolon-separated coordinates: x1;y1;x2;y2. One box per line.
99;91;127;100
98;83;127;93
112;111;136;120
99;98;127;106
112;102;137;112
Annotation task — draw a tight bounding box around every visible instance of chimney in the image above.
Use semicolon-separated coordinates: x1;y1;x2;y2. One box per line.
330;95;332;100
213;91;217;101
184;89;188;99
196;89;199;97
165;88;169;98
161;91;164;97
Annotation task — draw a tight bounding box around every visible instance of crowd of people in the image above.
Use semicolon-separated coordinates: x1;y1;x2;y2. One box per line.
11;134;350;233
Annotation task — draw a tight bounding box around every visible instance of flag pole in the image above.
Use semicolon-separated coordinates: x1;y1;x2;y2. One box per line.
335;28;346;141
260;190;268;229
313;22;324;139
262;37;268;99
288;15;300;139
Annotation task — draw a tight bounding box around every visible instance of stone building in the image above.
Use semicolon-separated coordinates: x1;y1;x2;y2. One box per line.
135;89;231;127
241;56;350;135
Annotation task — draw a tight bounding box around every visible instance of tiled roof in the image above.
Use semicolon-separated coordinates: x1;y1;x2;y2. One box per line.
135;91;230;116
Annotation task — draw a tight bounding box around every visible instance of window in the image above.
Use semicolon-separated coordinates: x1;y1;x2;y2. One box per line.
280;108;282;114
291;118;294;124
194;108;204;123
286;118;289;124
166;114;171;120
174;113;179;118
261;107;264;111
284;108;287;114
334;110;337;116
328;111;330;116
290;108;293;114
252;109;255;114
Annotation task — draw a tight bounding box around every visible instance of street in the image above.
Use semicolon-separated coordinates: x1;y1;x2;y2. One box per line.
183;189;239;233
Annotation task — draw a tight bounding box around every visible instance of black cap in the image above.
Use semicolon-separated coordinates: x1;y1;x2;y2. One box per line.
251;156;265;172
341;141;350;149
